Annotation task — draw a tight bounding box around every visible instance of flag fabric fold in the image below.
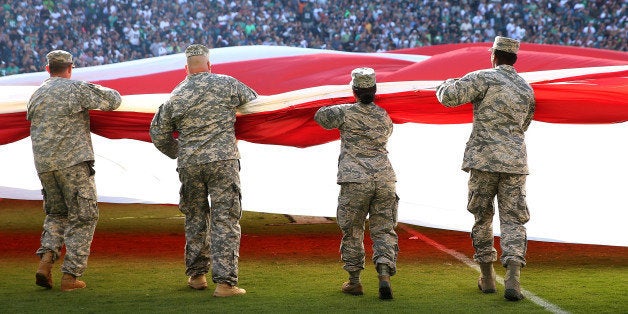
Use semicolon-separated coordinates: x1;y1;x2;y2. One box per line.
0;44;627;246
1;44;626;147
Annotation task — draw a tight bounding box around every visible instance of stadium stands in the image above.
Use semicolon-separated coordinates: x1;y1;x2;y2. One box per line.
0;0;626;76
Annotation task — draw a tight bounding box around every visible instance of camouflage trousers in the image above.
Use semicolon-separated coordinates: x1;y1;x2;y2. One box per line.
467;169;530;267
36;161;98;277
178;160;242;286
337;181;399;275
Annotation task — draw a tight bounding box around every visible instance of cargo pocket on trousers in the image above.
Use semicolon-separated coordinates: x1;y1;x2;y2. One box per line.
336;193;352;231
514;187;530;224
41;188;51;215
393;193;400;226
178;184;191;215
467;190;477;214
77;188;98;222
467;190;491;216
232;182;242;202
231;183;242;219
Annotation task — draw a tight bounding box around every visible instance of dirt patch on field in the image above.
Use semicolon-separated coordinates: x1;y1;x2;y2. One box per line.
2;225;626;266
0;227;456;260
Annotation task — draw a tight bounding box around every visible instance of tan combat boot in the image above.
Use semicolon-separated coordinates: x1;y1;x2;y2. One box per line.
341;281;364;295
342;270;363;295
378;275;393;300
35;252;54;289
187;274;208;290
377;264;393;300
61;273;86;291
478;262;497;293
213;283;246;297
504;261;525;301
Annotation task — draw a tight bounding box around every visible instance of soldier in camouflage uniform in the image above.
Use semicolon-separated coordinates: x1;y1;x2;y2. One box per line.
315;68;398;300
27;50;121;291
150;44;257;297
436;36;535;301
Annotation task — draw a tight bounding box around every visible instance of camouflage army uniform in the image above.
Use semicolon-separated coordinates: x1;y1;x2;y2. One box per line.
436;64;535;267
314;101;399;276
150;72;257;286
27;77;121;277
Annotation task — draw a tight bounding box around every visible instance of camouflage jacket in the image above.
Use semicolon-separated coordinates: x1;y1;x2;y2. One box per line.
26;77;121;173
315;101;396;183
436;64;535;174
150;72;257;168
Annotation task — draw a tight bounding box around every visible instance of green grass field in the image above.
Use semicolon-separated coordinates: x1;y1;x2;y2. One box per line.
0;199;626;313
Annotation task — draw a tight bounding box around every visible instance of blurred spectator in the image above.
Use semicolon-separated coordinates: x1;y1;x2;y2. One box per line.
0;0;626;76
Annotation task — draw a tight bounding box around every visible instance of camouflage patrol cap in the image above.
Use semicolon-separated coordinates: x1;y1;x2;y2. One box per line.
185;44;210;58
350;67;376;88
46;50;73;65
488;36;520;54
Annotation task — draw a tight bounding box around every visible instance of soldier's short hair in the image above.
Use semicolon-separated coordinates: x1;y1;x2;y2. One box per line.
493;50;518;66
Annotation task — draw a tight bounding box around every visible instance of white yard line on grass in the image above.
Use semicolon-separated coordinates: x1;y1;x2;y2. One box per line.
398;223;570;314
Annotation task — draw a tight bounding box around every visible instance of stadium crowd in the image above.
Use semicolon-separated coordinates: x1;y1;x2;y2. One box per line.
0;0;626;76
